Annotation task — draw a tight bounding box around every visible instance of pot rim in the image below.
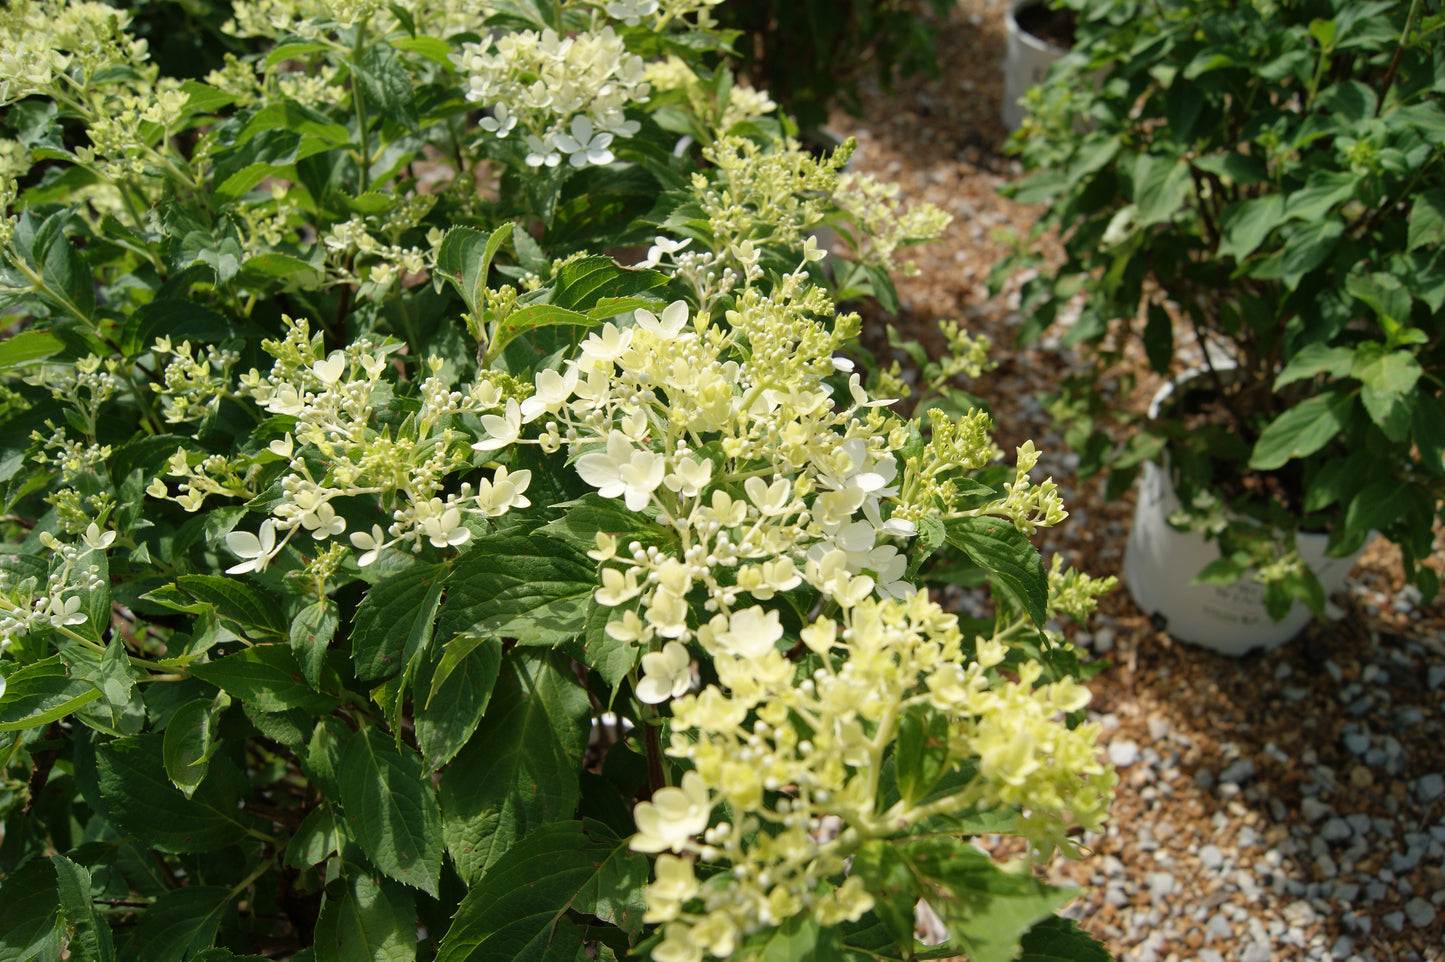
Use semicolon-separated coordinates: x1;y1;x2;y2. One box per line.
1006;0;1071;56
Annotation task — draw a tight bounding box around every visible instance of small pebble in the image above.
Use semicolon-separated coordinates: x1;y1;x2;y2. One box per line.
1321;818;1352;843
1344;732;1372;755
1108;740;1140;767
1198;845;1223;870
1219;759;1256;786
1330;934;1354;960
1403;897;1436;928
1382;911;1405;933
1416;773;1444;803
1240;942;1272;962
1428;664;1445;690
1301;797;1332;822
1093;627;1116;653
1147;871;1176;899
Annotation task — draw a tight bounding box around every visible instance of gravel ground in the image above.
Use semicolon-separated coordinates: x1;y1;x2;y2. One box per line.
825;1;1445;959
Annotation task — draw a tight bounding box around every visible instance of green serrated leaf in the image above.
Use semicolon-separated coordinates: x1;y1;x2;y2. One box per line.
42;233;95;321
436;821;641;962
353;41;419;135
338;727;445;897
1273;344;1355;390
314;869;417;962
0;657;103;732
436;536;594;647
894;705;950;805
486;303;594;364
94;733;252;852
1217;194;1283;261
174;574;287;637
190;645;337;714
1408;188;1445;251
263;42;332;69
1354;348;1422;442
943;516;1047;625
1017;915;1113;962
900;837;1075;962
126;887;231;962
286;807;340;871
436;224;510;316
352;564;449;682
0;859;64;962
416;633;502;771
52;855;114;962
551;257;669;312
291;600;339;689
1249;391;1356;471
162;698;221;798
438;652;589;883
393;35;454;68
0;329;64;369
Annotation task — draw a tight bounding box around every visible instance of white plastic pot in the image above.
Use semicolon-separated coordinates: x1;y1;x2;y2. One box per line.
1122;372;1364;655
1002;0;1069;131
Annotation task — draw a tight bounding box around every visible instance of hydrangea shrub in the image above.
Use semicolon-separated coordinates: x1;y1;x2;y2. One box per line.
0;1;1117;959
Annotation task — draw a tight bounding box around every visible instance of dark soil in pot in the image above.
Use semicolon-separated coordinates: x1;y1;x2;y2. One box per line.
1014;1;1078;49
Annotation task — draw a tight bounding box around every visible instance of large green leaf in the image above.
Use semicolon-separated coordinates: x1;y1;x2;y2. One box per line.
436;224;511;317
338;727;445;897
0;329;64;370
550;256;668;312
353;41;420;135
486;304;593;364
314;868;417;962
943;516;1047;625
0;657;102;732
1407;187;1445;251
41;233;95;321
52;855;115;962
1249;391;1356;471
436;537;595;646
1354;347;1422;442
897;836;1076;962
438;652;589;883
416;633;503;771
351;564;449;681
175;575;287;637
1217;194;1283;261
125;886;231;962
0;859;64;962
190;645;338;714
1273;344;1354;390
162;697;223;798
291;599;339;690
94;733;253;852
436;821;646;962
1017;916;1113;962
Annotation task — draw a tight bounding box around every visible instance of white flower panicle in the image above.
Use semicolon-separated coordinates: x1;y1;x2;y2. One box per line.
455;26;650;168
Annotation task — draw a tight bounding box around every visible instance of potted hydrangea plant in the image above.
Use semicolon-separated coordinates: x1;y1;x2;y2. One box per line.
0;0;1119;958
997;0;1445;651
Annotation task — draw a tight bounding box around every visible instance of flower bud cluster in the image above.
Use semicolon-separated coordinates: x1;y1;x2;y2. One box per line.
0;527;110;656
455;27;650;168
830;171;953;276
0;0;148;106
151;339;242;425
632;590;1116;959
